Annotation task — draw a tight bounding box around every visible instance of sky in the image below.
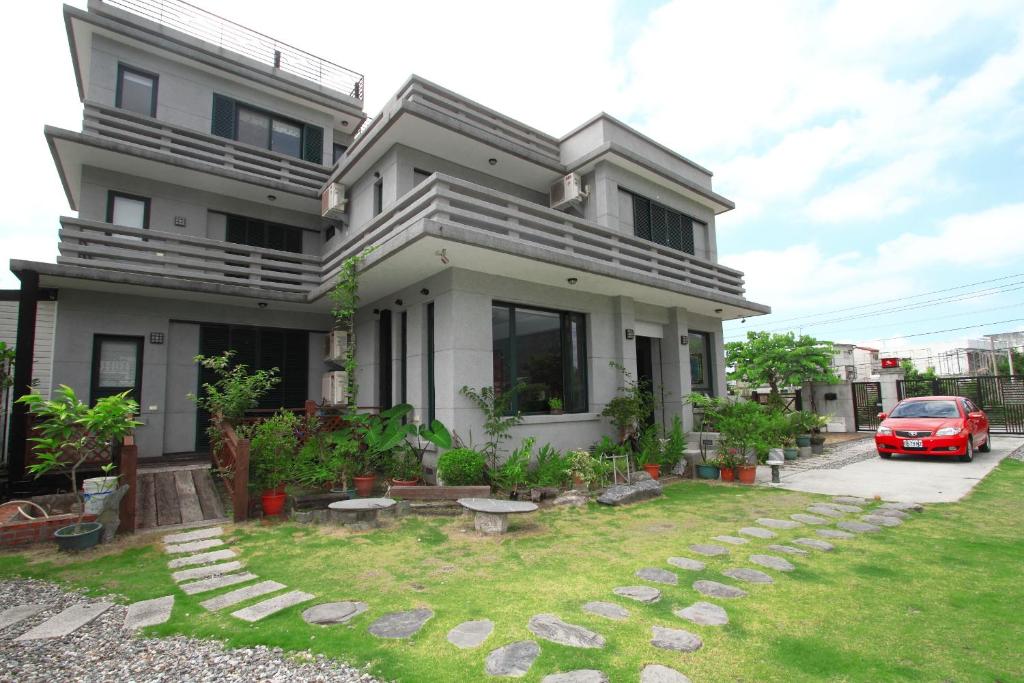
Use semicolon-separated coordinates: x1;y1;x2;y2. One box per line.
1;0;1022;367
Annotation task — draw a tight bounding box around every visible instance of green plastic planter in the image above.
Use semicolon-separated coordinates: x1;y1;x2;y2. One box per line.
783;446;799;460
696;464;720;480
54;522;103;552
795;435;811;447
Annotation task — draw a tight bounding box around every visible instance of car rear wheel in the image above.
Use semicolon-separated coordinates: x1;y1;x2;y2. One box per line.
878;451;892;459
960;438;974;463
979;430;991;453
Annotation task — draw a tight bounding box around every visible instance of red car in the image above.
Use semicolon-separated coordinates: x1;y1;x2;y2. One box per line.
875;396;991;462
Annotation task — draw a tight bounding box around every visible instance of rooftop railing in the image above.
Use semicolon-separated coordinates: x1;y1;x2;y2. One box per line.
100;0;364;100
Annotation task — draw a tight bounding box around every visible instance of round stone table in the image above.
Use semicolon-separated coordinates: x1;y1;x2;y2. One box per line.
457;498;538;534
328;497;396;527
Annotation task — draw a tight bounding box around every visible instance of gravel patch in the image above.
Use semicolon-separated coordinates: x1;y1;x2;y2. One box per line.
783;438;878;472
0;579;378;683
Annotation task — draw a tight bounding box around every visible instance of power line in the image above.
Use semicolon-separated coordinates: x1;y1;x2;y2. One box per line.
868;317;1024;343
821;301;1024;340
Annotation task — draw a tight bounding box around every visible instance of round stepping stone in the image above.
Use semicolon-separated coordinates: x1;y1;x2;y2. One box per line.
749;554;795;572
862;514;902;527
767;544;809;556
880;501;923;512
693;580;747;598
739;527;776;539
651;625;702;652
641;664;691;683
528;614;605;649
794;538;834;551
447;619;494;649
613;586;661;604
583;601;629;621
636;567;678;585
368;608;433;638
302;601;368;626
541;670;608;683
485;640;540;677
825;503;864;513
667;557;705;571
756;517;801;529
817;529;854;539
837;520;882;534
806;505;845;518
674;601;728;626
790;513;829;525
723;567;773;584
875;508;910;520
833;496;869;505
713;535;749;545
689;543;728;556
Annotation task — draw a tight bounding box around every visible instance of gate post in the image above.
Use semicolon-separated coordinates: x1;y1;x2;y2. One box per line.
878;366;906;411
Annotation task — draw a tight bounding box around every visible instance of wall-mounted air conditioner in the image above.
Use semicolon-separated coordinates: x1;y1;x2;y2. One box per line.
323;329;351;364
549;173;586;210
321;182;347;219
322;371;349;406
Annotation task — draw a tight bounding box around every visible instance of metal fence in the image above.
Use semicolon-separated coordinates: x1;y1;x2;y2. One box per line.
897;375;1024;434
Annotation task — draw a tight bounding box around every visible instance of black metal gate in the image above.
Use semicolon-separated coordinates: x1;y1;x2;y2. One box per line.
852;381;883;431
897;375;1024;434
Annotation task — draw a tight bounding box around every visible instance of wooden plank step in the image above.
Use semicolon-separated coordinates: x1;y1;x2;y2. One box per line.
137;473;156;530
154;471;181;527
192;468;225;519
174;470;204;525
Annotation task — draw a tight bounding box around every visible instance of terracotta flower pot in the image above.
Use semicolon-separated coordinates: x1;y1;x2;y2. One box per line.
261;490;286;516
353;475;376;497
720;466;736;482
391;478;418;487
736;464;757;484
643;463;661;480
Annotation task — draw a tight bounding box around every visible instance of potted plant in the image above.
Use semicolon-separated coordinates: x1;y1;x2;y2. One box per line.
715;449;739;482
492;437;533;498
349;403;414;496
635;425;664;480
782;412;801;460
687;393;726;480
389;443;421;486
564;448;600;491
790;410;819;450
660;416;687;476
17;385;140;551
293;421;358;496
548;397;564;415
600;362;656;449
240;410;300;516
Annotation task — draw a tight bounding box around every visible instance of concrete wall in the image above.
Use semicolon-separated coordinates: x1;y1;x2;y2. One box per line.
806;380;857;433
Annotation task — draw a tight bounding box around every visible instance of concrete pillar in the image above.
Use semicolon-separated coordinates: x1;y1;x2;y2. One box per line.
612;296;637;379
878;367;906;412
662;307;693;430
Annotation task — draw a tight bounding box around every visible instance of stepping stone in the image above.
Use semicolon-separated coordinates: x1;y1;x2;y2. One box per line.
613;586;661;604
528;614;605;649
817;529;854;540
713;535;749;545
123;595;174;629
447;619;494;648
231;590;314;622
790;513;829;525
368;608;434;638
723;567;773;584
164;538;224;555
667;557;705;571
303;601;369;626
689;543;728;556
875;508;910;520
749;554;795;572
675;601;728;626
541;671;608;683
739;527;776;539
163;526;223;545
794;538;834;551
837;520;882;534
16;602;112;640
167;549;237;569
833;496;869;505
582;601;629;621
756;517;801;529
485;640;540;677
201;580;286;611
880;501;923;512
806;505;845;518
693;580;747;598
641;664;691;683
0;604;46;631
825;503;864;513
171;561;244;583
179;572;257;596
651;625;702;652
767;544;809;556
862;514;902;527
636;567;678;585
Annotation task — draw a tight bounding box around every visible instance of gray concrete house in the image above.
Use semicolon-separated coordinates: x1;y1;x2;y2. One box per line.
7;0;769;479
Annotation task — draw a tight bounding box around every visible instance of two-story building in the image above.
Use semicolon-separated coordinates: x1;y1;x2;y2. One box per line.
7;0;769;481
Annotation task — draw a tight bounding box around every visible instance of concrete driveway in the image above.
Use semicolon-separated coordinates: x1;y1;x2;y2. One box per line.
764;435;1023;503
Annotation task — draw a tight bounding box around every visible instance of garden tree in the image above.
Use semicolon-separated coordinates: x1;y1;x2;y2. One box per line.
995;349;1024;376
900;359;938;381
725;331;838;408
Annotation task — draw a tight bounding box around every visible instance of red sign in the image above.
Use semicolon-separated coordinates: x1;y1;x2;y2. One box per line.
881;357;900;369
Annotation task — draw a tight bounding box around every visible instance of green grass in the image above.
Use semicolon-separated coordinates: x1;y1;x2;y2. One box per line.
3;461;1023;682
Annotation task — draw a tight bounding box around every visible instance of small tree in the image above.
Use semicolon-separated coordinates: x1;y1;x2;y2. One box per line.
600;362;656;448
995;351;1023;377
900;359;937;381
725;331;838;409
459;384;524;470
188;351;280;423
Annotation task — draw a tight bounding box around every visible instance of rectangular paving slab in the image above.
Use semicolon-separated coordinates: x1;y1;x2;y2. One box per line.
0;604;46;631
164;538;224;555
167;549;237;569
200;581;287;611
172;561;244;583
230;591;314;622
15;602;112;640
163;526;224;545
124;596;174;629
179;572;257;596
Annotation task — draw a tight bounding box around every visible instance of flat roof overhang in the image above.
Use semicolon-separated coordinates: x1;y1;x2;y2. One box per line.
46;125;320;214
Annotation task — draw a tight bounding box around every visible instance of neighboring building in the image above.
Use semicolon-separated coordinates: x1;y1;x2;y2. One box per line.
831;344;879;380
853;346;881;379
6;0;769;478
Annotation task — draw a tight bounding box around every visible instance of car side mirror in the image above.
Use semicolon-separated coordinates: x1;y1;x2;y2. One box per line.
877;412;888;420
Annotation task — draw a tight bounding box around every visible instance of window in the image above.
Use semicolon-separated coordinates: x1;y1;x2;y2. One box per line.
106;191;150;242
629;191;697;254
210;94;323;163
689;330;714;396
332;143;348;164
116;64;157;117
413;168;431;187
378;310;392;410
223;213;303;253
492;303;587;413
373;178;384;216
91;335;143;403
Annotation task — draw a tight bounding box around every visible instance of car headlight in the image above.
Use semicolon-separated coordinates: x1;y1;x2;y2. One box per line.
877;426;892;435
936;427;961;436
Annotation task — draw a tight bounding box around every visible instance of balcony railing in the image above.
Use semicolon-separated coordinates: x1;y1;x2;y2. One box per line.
82;103;332;194
99;0;364;100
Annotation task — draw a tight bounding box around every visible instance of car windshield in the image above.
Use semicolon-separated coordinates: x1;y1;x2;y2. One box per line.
890;400;960;419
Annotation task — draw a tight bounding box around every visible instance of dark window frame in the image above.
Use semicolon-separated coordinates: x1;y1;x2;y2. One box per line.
400;311;408;409
221;211;304;254
373;178;384;216
626;189;700;255
233;101;304;158
105;190;151;241
115;63;158;117
426;302;435;425
332;143;348;164
378;309;393;410
688;329;715;397
90;334;144;405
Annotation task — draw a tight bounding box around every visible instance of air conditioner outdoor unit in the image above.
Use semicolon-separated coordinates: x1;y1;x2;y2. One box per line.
323;329;351;364
321;182;347;219
549;173;586;210
322;371;349;406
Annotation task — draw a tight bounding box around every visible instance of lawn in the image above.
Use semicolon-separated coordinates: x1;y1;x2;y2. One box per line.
2;460;1023;682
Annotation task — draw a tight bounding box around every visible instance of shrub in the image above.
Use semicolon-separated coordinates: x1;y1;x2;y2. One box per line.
239;410;300;492
492;437;533;494
438;448;487;485
532;443;568;488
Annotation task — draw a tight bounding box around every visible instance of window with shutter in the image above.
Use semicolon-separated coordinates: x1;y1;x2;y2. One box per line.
302;125;323;164
217;212;304;254
627;190;699;255
211;94;236;139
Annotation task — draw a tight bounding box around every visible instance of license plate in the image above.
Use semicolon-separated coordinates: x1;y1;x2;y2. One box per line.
902;439;923;448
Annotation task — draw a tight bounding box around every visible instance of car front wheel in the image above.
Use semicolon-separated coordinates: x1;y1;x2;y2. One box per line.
979;430;991;453
878;451;892;459
960;438;974;463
